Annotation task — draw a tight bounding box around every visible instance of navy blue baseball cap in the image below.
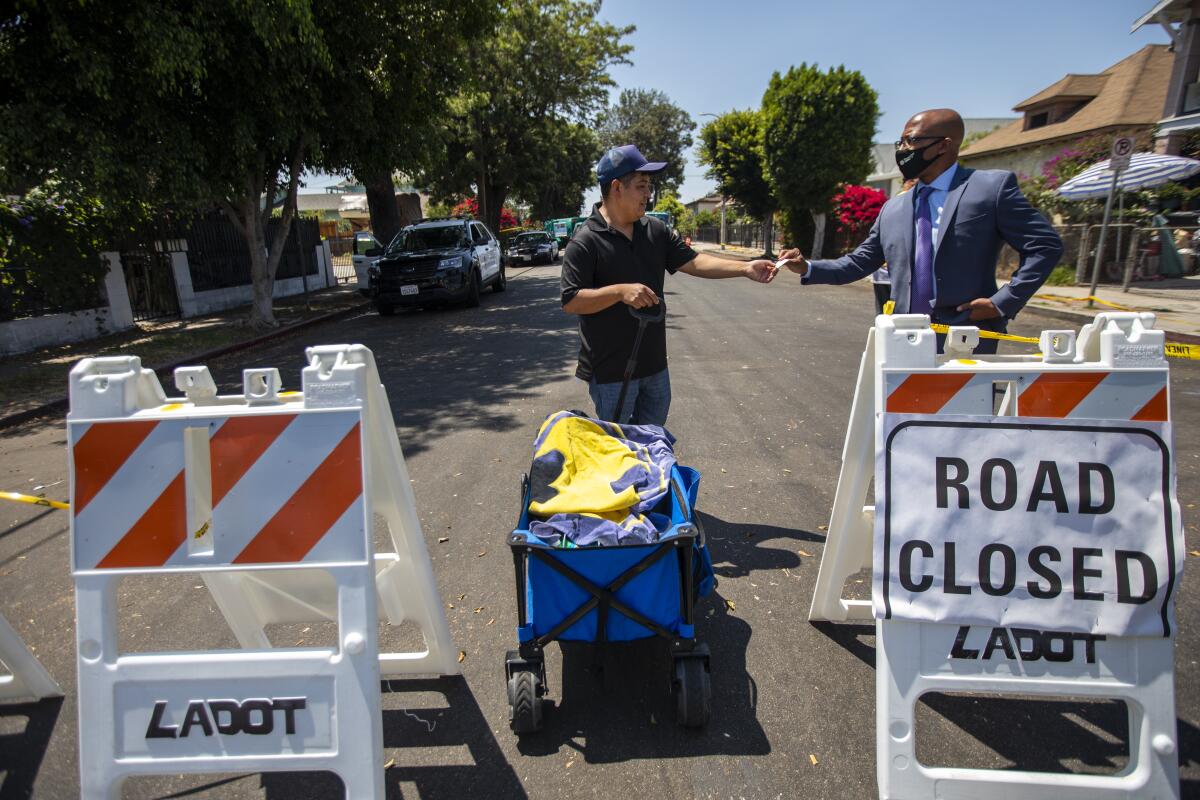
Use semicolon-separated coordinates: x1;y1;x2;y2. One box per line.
596;145;667;187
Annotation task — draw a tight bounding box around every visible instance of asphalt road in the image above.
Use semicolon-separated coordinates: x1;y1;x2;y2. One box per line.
1;262;1197;799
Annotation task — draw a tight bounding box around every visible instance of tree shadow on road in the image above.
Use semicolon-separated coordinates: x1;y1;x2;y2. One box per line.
198;273;580;459
0;697;62;800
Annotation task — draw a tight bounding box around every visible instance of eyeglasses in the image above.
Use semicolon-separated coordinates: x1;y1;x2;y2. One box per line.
894;135;946;149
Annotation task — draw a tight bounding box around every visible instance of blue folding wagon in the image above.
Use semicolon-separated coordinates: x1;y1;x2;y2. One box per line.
504;464;716;733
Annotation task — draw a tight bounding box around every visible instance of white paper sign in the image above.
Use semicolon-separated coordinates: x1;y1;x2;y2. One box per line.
874;415;1182;637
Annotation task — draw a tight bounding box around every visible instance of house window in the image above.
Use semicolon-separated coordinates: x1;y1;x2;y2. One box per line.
1184;81;1200;114
1027;111;1049;130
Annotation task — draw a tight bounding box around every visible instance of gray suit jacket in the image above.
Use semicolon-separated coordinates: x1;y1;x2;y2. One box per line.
804;166;1063;330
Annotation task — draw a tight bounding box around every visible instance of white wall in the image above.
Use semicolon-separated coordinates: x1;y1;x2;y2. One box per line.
0;251;135;357
0;244;333;356
187;268;325;316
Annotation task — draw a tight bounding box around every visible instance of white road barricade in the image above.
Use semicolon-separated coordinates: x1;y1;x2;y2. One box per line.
0;612;62;702
810;313;1183;799
68;344;459;799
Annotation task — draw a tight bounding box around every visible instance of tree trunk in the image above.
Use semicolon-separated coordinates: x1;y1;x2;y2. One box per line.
364;170;402;247
810;210;827;260
223;140;306;329
763;212;775;259
476;173;508;236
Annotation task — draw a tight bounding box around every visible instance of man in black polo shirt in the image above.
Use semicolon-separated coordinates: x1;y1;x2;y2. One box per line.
561;144;778;427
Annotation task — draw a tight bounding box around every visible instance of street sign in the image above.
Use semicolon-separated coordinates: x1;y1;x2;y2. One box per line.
875;415;1181;638
1111;136;1134;172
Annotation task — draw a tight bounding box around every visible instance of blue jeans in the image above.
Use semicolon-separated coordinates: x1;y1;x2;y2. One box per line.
589;368;671;427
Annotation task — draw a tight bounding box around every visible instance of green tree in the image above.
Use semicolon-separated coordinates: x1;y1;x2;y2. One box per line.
761;64;878;258
653;191;687;223
320;0;495;248
1;1;335;326
697;109;777;255
521;120;601;221
598;89;695;196
424;0;632;236
1;1;491;327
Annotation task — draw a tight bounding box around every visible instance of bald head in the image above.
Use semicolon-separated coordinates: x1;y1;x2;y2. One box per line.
898;108;963;183
906;108;965;144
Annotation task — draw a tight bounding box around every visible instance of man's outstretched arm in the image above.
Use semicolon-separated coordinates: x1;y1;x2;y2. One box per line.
678;252;777;282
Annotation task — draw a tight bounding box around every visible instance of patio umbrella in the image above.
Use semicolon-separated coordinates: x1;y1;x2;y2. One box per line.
1057;152;1200;198
1057;152;1200;296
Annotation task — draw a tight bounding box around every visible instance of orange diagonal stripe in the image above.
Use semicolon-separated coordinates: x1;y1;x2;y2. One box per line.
1131;387;1169;422
210;414;298;506
234;423;363;565
886;373;973;413
95;472;186;568
1018;372;1108;418
72;420;158;514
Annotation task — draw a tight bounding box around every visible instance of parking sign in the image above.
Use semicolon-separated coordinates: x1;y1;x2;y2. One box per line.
1111;136;1134;171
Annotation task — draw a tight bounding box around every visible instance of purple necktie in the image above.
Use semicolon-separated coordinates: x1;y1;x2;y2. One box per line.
910;186;934;314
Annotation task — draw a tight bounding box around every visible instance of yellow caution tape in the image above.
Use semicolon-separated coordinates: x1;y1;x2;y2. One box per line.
1166;342;1200;361
929;323;1040;345
0;491;69;510
1035;293;1136;312
883;303;1198;360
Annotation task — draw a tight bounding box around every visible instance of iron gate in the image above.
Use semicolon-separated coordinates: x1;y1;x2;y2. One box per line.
120;247;180;322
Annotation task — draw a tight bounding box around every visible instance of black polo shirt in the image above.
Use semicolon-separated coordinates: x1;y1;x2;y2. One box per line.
561;203;697;383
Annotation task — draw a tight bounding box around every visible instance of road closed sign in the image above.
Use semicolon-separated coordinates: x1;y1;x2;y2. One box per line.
874;415;1183;637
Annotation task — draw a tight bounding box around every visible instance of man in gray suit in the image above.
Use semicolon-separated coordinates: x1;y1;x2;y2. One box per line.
779;108;1063;353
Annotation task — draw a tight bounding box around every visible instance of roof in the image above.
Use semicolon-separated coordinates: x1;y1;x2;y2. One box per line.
1013;74;1110;111
1132;0;1192;31
961;45;1173;158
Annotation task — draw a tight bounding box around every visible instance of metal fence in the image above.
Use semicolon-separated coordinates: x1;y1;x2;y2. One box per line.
1058;221;1199;288
693;223;778;251
0;265;105;321
187;214;320;292
119;246;180;322
326;236;356;283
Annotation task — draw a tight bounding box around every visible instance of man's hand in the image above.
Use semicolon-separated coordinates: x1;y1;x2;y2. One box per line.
776;247;809;276
956;298;1002;321
620;283;659;308
744;259;778;283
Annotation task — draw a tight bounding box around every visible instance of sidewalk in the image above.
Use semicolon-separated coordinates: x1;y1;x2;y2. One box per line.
693;241;1200;340
1025;276;1200;339
0;285;369;427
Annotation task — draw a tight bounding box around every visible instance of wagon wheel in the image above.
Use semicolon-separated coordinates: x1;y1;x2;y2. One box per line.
509;670;543;734
673;657;711;728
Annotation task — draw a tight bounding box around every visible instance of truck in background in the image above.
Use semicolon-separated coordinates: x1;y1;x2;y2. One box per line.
545;216;588;248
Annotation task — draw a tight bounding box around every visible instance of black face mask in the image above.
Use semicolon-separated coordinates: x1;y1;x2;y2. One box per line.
895;140;941;181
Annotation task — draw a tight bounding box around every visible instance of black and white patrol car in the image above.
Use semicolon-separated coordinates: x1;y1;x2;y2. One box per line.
368;218;505;315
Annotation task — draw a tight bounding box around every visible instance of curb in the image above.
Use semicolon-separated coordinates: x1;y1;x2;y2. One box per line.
1023;302;1200;345
0;300;371;431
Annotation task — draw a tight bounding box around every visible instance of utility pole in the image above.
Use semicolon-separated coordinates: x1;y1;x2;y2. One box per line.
719;196;727;251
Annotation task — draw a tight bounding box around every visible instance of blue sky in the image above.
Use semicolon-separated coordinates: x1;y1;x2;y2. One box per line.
590;0;1170;206
311;1;1170;212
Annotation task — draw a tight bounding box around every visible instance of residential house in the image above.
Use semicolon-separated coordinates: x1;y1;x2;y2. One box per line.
297;189;424;240
866;119;1017;197
684;193;725;216
1133;1;1200;153
959;45;1173;176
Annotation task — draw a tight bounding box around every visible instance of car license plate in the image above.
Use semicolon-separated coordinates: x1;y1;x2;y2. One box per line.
521;255;531;262
400;285;418;296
